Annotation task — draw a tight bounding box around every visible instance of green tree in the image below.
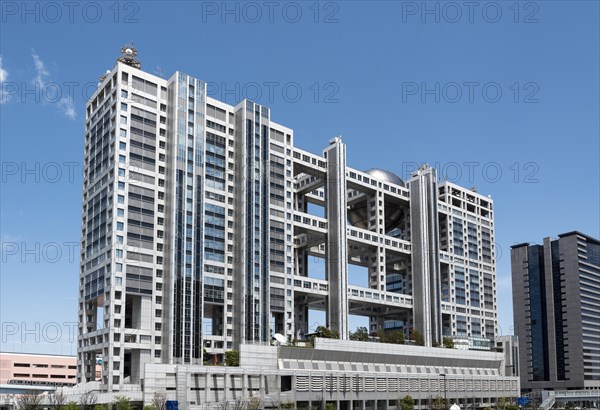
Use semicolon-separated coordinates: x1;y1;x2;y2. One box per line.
93;405;107;410
432;396;447;410
349;326;369;341
225;350;240;366
379;330;405;344
324;403;336;410
315;326;339;339
412;330;425;346
113;396;132;410
443;337;454;348
399;395;414;410
202;348;210;365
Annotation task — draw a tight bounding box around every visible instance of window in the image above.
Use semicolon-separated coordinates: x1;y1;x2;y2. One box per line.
121;102;127;111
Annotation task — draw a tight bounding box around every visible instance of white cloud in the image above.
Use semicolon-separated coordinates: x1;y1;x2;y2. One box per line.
31;50;49;87
29;51;76;119
0;55;7;83
0;55;9;104
58;97;76;120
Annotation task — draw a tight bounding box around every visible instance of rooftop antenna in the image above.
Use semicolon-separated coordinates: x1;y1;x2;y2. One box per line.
117;42;141;69
98;69;111;84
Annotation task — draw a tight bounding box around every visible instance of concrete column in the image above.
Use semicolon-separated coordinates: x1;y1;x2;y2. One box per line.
324;137;349;338
408;166;442;346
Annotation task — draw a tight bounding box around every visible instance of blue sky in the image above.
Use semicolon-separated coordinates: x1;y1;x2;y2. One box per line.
1;1;598;354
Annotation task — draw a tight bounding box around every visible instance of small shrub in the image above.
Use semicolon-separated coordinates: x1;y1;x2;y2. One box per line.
64;403;80;410
225;350;240;366
113;396;132;410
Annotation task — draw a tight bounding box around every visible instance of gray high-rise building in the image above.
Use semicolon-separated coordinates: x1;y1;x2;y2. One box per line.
511;231;600;393
78;47;499;392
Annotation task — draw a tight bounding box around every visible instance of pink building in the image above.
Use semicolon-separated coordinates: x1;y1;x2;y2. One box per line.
0;352;83;388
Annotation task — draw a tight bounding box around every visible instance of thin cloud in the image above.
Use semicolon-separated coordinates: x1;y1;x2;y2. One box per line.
58;97;76;120
0;55;9;104
0;56;7;83
31;50;49;87
29;51;76;119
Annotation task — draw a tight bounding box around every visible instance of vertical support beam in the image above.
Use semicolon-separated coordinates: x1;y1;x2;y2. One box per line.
233;101;271;347
408;166;442;346
324;137;349;339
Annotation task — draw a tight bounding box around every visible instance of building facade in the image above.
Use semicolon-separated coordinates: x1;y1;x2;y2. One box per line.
0;352;79;390
511;231;600;392
78;47;499;393
496;335;519;378
53;341;518;410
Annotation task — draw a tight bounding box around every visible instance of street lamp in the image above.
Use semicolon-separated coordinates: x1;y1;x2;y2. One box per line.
440;373;448;410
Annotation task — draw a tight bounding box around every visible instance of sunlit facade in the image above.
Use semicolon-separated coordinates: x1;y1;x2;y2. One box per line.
78;50;499;395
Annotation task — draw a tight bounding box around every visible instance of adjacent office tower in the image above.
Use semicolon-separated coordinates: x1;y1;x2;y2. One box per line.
78;47;498;391
511;231;600;392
